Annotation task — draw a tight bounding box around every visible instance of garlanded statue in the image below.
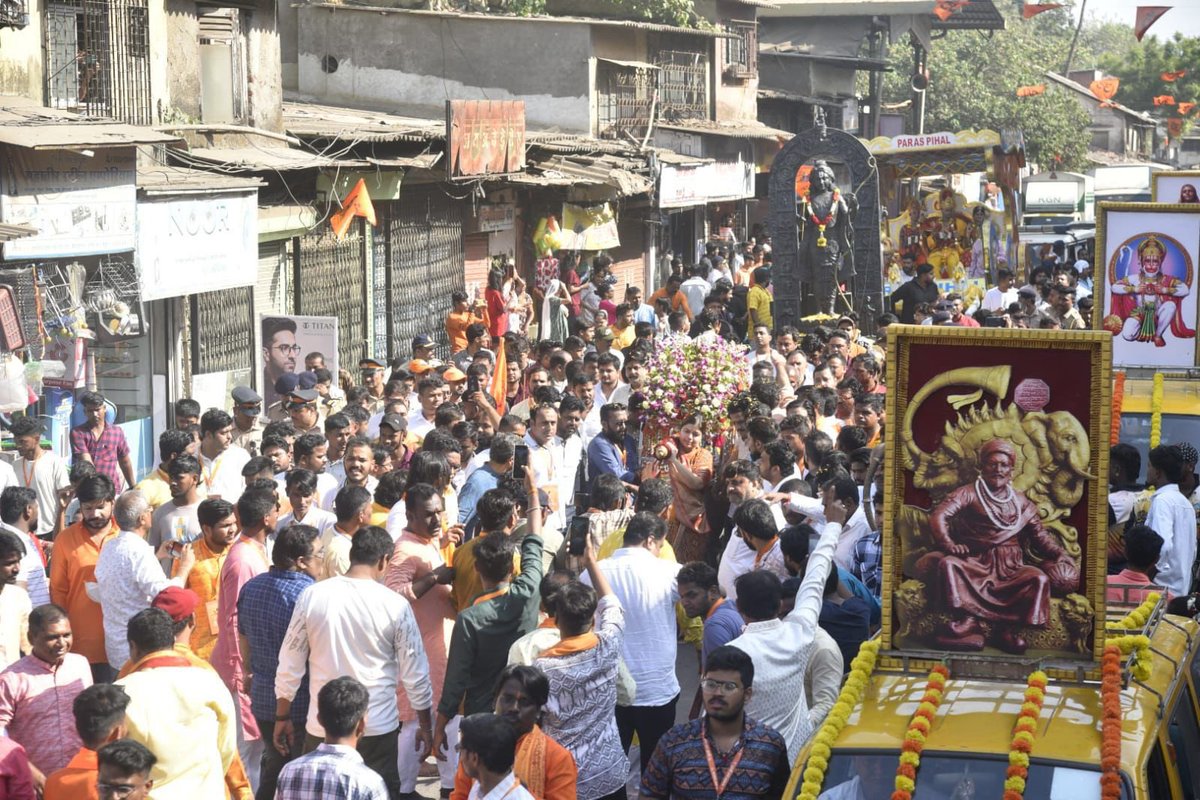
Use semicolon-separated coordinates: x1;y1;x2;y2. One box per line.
797;159;856;314
897;197;928;265
892;365;1097;656
926;188;971;280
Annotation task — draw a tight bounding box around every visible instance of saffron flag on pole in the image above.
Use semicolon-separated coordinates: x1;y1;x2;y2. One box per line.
1134;6;1172;41
1016;85;1047;97
330;178;377;241
1162;69;1187;82
1180;102;1196;115
1154;95;1178;106
1021;3;1062;18
932;0;967;21
490;337;508;414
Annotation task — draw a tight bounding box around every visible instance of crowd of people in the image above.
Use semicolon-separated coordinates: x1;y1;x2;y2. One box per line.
0;239;1194;800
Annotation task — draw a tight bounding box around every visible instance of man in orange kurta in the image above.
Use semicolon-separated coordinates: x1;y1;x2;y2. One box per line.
48;476;119;682
384;485;459;794
173;498;240;660
446;293;488;353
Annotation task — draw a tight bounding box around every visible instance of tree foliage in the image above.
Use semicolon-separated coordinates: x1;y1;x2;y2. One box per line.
873;5;1095;170
1097;32;1200;132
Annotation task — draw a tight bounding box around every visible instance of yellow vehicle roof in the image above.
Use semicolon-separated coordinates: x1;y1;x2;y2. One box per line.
790;615;1199;790
1120;375;1200;416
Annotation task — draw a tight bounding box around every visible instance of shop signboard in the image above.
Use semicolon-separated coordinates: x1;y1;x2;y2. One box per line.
0;149;136;259
446;100;526;178
658;160;754;209
259;314;339;409
478;204;516;233
136;191;258;301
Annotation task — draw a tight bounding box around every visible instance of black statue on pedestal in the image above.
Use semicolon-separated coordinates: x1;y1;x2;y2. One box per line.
797;159;856;315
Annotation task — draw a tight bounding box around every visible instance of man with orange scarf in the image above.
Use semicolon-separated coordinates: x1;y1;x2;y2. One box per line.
449;665;577;800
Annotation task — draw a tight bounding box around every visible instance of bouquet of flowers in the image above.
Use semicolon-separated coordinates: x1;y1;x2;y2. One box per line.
641;334;750;438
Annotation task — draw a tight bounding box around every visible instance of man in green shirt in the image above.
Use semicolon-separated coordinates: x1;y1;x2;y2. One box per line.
432;470;544;761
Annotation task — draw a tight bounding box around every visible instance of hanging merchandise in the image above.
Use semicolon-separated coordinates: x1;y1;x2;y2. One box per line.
0;354;29;412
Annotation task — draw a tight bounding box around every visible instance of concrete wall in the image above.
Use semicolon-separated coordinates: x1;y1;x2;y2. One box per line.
297;7;592;132
0;11;46;102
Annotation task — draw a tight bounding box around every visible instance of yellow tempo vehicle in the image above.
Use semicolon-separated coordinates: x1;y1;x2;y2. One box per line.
1115;375;1200;469
784;605;1200;799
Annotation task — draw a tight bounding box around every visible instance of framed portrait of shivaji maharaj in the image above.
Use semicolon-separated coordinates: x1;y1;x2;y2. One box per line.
882;326;1111;667
1151;170;1200;203
1096;203;1200;369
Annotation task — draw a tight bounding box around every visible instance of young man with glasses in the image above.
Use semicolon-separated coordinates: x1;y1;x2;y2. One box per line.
229;386;266;457
96;739;157;800
262;317;300;409
641;646;790;800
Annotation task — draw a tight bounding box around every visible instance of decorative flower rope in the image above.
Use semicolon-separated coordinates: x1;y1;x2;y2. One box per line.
890;664;950;800
1003;670;1048;800
1111;592;1160;631
1100;645;1123;800
1105;634;1153;682
1111;371;1125;446
1149;372;1164;449
796;640;881;800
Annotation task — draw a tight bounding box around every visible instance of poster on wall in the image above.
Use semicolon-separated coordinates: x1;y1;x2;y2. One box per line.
1150;171;1200;203
1095;203;1200;369
882;325;1111;665
259;315;338;409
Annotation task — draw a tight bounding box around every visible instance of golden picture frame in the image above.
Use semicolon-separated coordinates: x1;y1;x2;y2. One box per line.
882;325;1111;668
1150;170;1200;203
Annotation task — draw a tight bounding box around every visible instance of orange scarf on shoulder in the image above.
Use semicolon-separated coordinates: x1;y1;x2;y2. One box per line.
538;632;599;658
515;726;547;798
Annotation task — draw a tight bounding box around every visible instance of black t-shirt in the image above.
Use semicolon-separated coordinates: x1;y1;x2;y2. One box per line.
889;279;940;324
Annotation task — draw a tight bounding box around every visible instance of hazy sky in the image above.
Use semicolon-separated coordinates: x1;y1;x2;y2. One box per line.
1073;0;1200;40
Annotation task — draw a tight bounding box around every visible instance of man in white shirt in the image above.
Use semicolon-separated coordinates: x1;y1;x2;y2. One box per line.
524;405;564;534
276;469;337;541
1146;445;1198;598
9;417;69;538
0;487;49;606
408;375;447;441
679;264;711;319
583;512;680;775
198;409;251;504
458;713;537;800
274;526;434;796
717;461;787;602
593;352;629;410
320;437;379;511
293;433;338;510
982;267;1018;313
90;491;195;671
728;494;847;763
775;476;869;573
556;396;587;524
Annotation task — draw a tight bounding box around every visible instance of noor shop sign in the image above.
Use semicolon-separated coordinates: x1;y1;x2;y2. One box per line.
446;100;526;178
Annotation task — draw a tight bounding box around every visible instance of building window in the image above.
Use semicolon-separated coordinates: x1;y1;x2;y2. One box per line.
198;8;246;124
44;0;152;125
0;0;28;30
596;61;658;139
723;20;757;80
653;48;710;121
1089;129;1110;152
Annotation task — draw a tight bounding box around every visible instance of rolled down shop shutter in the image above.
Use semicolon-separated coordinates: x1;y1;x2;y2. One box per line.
295;221;368;369
387;186;465;362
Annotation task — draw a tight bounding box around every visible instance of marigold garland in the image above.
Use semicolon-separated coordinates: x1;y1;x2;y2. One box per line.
1110;371;1125;446
796;640;881;800
1100;644;1123;800
1111;592;1161;630
1149;372;1164;449
1105;634;1153;682
890;664;950;800
1000;670;1048;800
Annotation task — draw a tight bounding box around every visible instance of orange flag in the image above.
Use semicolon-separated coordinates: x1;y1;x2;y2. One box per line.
490;337;508;414
1154;95;1178;105
1022;3;1062;18
330;178;377;241
1091;77;1120;107
1135;6;1172;41
1162;69;1187;82
933;0;967;21
1017;85;1046;97
1180;102;1196;114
